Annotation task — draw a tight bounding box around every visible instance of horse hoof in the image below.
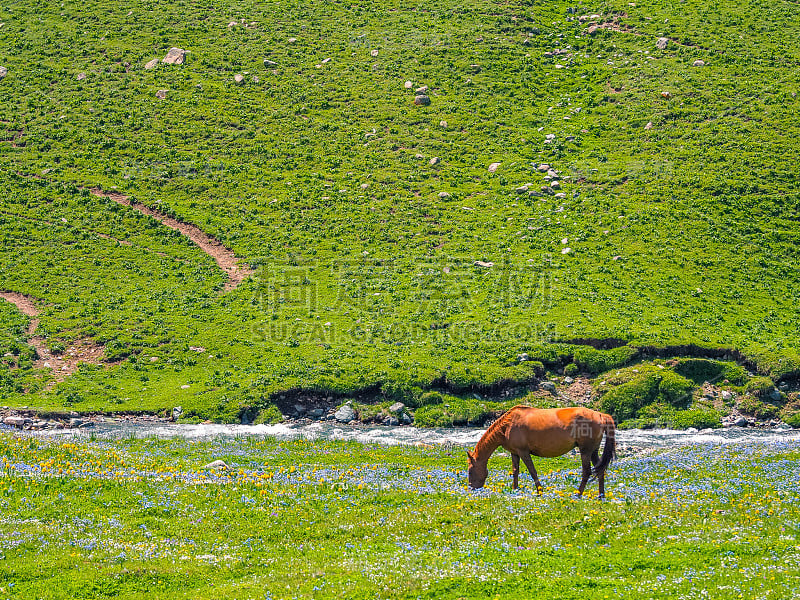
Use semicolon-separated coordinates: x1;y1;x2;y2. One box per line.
598;494;606;501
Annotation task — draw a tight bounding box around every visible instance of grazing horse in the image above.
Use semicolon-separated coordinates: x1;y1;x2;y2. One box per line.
467;406;616;498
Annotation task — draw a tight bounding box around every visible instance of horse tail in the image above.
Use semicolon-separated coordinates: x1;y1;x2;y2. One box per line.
593;415;616;478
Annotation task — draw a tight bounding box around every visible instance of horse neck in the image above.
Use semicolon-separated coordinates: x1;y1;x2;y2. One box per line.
473;423;506;465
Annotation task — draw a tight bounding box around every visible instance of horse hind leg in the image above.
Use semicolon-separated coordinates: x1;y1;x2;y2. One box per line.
590;450;606;500
575;452;592;497
519;451;543;494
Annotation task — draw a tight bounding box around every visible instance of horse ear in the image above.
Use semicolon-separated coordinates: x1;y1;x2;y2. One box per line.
466;450;475;464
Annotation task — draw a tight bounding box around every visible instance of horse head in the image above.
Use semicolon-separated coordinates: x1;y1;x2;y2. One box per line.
466;450;487;489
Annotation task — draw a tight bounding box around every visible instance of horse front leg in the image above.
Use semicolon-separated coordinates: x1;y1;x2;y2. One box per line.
519;452;543;494
511;454;520;490
576;452;592;497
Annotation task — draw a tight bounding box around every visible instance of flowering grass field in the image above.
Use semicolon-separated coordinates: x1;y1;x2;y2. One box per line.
1;431;799;599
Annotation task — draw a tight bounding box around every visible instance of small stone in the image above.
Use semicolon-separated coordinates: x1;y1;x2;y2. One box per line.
415;85;428;93
203;460;229;470
180;384;190;389
540;381;557;394
474;260;494;268
644;121;653;130
144;58;159;70
0;66;6;79
586;24;599;35
438;191;451;198
69;418;84;428
264;59;278;67
769;389;782;402
561;247;572;254
440;120;448;128
661;91;672;99
656;37;669;50
389;402;405;414
515;185;529;194
3;416;30;428
734;416;748;427
308;408;325;418
162;47;187;65
721;390;733;401
546;168;558;177
550;180;561;189
370;49;379;57
414;94;431;106
537;164;551;172
334;405;356;423
518;353;529;362
564;376;574;384
401;413;413;425
488;162;501;173
404;80;413;89
692;59;705;67
429;157;440;166
172;406;183;420
288;37;297;43
234;74;245;85
156;89;167;99
293;404;307;414
76;72;86;80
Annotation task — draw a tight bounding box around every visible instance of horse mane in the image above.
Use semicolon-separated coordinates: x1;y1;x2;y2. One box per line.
473;406;519;458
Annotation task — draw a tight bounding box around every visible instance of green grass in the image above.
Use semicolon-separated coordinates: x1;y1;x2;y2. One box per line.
1;0;800;419
1;432;799;598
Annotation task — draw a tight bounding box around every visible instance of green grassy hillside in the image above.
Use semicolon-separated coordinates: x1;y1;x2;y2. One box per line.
1;0;799;421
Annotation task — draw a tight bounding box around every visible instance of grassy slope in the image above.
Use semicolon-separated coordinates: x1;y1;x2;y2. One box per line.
0;0;799;417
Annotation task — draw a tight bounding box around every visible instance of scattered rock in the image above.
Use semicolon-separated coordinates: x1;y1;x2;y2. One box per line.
692;59;705;67
76;72;86;81
488;162;501;173
68;418;84;428
415;85;428;93
0;66;6;79
656;37;669;50
474;260;494;268
429;157;440;166
515;185;529;194
3;416;30;428
540;381;557;394
334;404;356;423
156;89;167;100
172;406;183;420
586;24;599;35
769;389;782;402
293;404;307;415
734;416;749;427
440;120;447;128
234;74;245;85
537;164;551;172
264;59;278;67
308;408;325;418
144;58;159;70
414;94;431;106
371;49;379;57
401;413;413;425
162;47;187;65
550;180;561;189
518;353;529;362
564;376;575;384
389;402;405;414
404;80;413;89
644;121;653;130
203;460;230;470
438;191;451;198
721;390;733;401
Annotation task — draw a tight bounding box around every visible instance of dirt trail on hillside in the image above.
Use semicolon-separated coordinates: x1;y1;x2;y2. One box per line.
89;188;253;292
0;291;107;388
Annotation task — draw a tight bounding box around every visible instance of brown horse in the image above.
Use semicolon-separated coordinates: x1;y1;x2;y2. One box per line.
467;406;616;498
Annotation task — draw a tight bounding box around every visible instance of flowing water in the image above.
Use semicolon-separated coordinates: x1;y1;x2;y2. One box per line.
22;420;800;450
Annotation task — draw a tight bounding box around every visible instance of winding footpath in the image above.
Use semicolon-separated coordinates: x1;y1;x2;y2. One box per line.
0;291;106;387
89;188;253;292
